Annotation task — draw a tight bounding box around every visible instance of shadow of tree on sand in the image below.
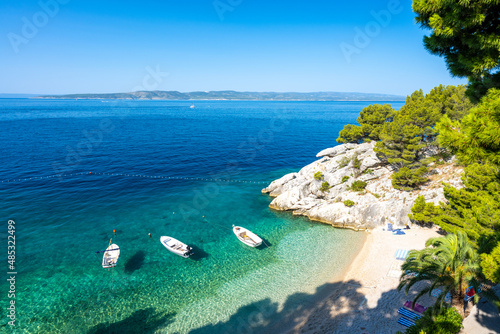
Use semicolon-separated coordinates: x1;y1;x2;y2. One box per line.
187;278;440;334
87;308;175;334
188;280;371;334
124;250;146;274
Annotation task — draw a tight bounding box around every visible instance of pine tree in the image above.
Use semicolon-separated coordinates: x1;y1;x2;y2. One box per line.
337;104;396;144
392;167;428;191
481;244;500;283
409;163;500;244
437;89;500;166
373;86;471;190
413;90;500;285
413;0;500;101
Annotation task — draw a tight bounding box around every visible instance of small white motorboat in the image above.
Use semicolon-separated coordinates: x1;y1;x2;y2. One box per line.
102;241;120;268
232;225;262;247
190;103;195;109
161;236;193;258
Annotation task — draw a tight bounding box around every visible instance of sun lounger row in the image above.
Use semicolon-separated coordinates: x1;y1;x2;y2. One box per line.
397;317;415;327
398;307;422;321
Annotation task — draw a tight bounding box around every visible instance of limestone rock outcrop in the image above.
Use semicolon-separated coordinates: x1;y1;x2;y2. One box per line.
262;142;463;230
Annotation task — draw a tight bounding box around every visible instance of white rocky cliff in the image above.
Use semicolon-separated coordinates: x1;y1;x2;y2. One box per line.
262;142;463;230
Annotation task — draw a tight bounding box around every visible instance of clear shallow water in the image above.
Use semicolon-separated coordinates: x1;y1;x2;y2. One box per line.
0;99;403;333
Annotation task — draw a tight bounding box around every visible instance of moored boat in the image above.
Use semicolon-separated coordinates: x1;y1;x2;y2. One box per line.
161;236;194;258
102;241;120;268
232;225;262;247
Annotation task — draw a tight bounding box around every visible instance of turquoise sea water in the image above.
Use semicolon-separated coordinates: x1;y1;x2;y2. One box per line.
0;99;403;333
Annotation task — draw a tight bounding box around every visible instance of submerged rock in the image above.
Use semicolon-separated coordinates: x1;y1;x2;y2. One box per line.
262;142;463;231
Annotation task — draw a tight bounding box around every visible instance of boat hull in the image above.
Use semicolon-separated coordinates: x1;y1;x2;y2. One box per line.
102;244;120;268
233;226;262;247
161;236;193;258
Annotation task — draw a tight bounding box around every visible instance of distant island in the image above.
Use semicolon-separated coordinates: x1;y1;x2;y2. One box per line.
32;90;406;101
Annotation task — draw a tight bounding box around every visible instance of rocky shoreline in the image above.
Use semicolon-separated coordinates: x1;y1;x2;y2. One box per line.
262;142;464;231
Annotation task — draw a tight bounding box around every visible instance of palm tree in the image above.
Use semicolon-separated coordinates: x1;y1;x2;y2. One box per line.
398;231;481;313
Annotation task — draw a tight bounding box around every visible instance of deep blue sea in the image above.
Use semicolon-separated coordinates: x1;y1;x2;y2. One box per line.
0;99;404;333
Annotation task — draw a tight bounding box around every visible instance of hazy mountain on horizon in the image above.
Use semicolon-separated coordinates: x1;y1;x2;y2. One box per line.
32;90;406;101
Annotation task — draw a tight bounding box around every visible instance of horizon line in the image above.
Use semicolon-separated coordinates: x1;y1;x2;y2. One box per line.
0;90;407;97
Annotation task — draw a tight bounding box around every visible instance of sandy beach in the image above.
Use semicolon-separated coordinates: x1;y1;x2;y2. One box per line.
287;226;441;334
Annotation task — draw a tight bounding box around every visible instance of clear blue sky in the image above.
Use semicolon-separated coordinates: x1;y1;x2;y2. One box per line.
0;0;466;95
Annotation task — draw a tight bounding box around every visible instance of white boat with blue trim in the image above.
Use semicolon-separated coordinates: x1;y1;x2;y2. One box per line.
161;236;194;258
102;241;120;268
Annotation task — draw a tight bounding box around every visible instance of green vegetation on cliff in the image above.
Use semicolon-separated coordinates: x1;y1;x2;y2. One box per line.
409;91;500;284
337;85;472;190
395;1;500;331
409;162;500;245
437;89;500;166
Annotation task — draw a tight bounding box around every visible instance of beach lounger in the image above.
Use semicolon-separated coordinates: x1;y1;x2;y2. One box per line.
395;249;409;260
431;289;452;303
398;307;422;321
403;300;426;314
397;317;415;327
431;289;441;298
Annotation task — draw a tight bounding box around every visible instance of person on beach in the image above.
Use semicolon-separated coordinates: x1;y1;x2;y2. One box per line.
464;286;475;312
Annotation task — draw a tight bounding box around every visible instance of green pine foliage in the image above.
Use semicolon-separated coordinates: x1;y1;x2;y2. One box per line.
352;155;362;169
413;0;500;101
409;163;500;243
411;0;500;282
337;104;396;144
392;166;428;191
320;181;330;192
431;89;500;284
481;244;500;283
314;171;324;181
338;156;350;168
409;162;500;283
375;86;471;171
409;195;440;226
426;85;473;122
437;89;500;166
343;200;355;207
347;180;367;192
336;85;471;191
336;124;364;144
341;175;350;183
